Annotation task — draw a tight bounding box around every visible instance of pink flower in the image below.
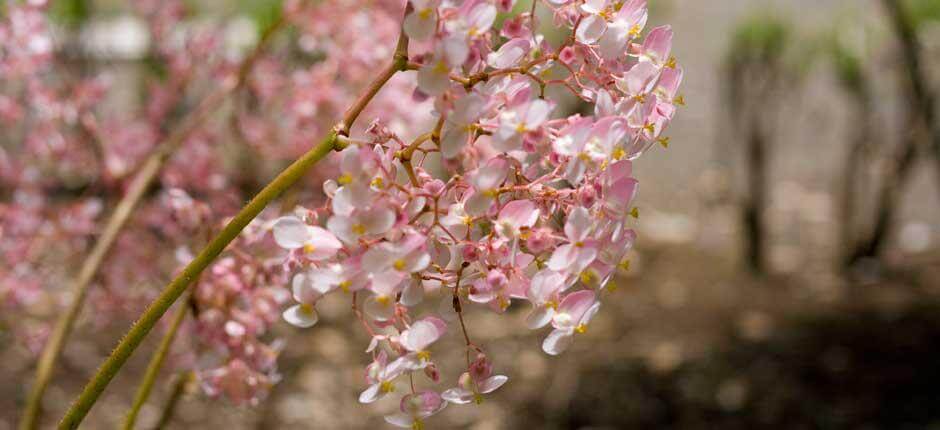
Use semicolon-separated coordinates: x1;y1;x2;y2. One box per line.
464;157;510;216
441;354;508;404
493;98;553;153
547;207;598;274
399;316;448;368
404;0;439;40
486;38;530;69
541;290;601;355
363;233;431;275
326;206;396;245
272;215;342;260
359;350;407;403
495;200;540;239
384;390;447;429
525;269;567;329
597;0;648;59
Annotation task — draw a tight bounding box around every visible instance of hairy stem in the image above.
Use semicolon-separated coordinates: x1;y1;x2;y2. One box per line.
122;293;193;430
57;18;410;429
18;18;284;430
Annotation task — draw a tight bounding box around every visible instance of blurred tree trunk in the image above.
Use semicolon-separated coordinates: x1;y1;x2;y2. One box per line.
743;117;768;273
847;0;938;266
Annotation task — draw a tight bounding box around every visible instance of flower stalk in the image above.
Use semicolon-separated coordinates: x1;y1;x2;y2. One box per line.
18;17;284;430
57;19;411;429
122;292;193;430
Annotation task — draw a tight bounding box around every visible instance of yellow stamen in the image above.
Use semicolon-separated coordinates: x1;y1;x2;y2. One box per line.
337;173;353;185
418;8;432;19
461;215;474;226
643;122;655;134
371;176;385;189
376;295;391;306
339;280;351;293
575;323;588;334
633;94;647;104
519;228;531;240
299;303;315;314
674;94;686;106
393;259;407;271
352;223;367;235
546;300;558;310
665;56;677;69
303;243;316;254
611;147;626;160
515;122;528;133
433;60;449;74
579;270;598;285
618;259;631;271
380;380;396;393
417;350;432;361
473;393;484;405
483;188;499;198
628;24;642;37
630;207;639;219
574;241;585;248
411;419;424;430
658;136;670;148
607;280;620;292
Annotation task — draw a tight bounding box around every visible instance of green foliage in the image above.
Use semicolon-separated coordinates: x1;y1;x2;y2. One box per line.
48;0;91;27
728;14;791;64
240;0;283;34
905;0;940;28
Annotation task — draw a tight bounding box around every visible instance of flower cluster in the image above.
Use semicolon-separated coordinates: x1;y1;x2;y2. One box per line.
273;0;683;427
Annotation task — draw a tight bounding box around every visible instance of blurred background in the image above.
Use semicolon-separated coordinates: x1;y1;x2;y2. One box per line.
2;0;940;428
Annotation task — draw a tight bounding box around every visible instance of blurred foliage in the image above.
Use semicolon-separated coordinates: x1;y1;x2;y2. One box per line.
239;0;282;33
821;27;867;96
48;0;90;27
906;0;940;28
728;14;791;65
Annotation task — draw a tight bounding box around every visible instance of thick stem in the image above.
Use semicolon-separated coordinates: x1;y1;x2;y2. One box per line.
57;130;337;429
122;293;192;430
57;17;410;428
19;19;284;430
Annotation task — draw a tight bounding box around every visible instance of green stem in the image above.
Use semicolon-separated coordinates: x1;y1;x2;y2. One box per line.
57;17;409;429
152;371;193;430
122;293;192;430
19;18;284;430
57;130;336;430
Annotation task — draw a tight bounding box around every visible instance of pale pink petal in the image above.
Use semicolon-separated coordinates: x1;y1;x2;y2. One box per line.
576;14;607;44
479;375;508;393
564;207;592;242
272;216;312;249
282;304;318;328
546;243;576;272
359;383;383;404
487;38;529;68
525;305;554;329
441;387;474;404
383;413;414;428
542;328;573;355
400;280;424;306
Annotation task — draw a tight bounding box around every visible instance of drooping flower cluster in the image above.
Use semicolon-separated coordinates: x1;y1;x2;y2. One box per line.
272;0;683;427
